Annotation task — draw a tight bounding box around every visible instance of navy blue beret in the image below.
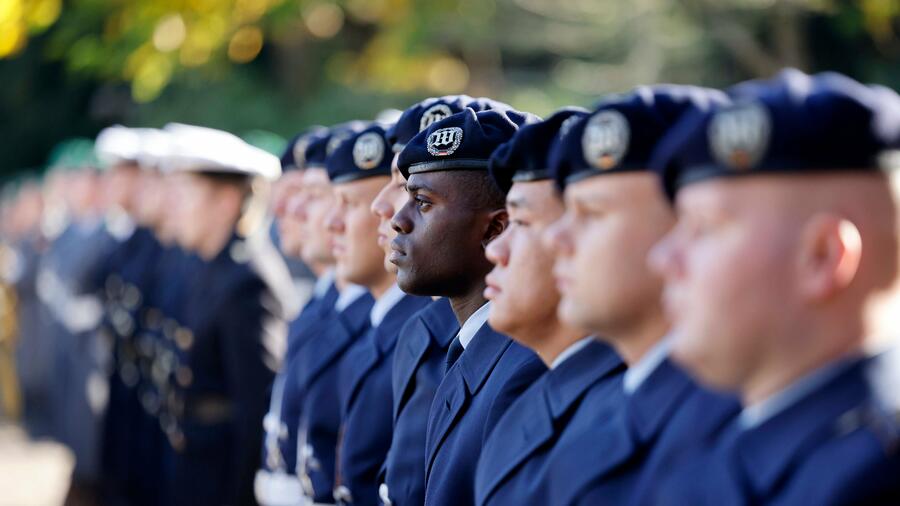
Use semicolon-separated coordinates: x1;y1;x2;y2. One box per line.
488;107;590;194
325;123;392;183
653;69;900;200
550;85;729;190
303;121;370;170
387;95;529;153
281;126;327;171
397;109;532;179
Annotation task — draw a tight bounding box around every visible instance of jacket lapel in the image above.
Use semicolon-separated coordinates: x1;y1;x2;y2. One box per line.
478;379;554;502
627;358;694;444
424;324;511;481
341;328;382;414
457;325;512;396
340;295;428;413
392;299;458;420
546;341;626;420
424;368;469;481
297;294;372;391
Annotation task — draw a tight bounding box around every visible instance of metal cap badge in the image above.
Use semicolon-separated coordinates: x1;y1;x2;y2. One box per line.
708;101;771;171
427;127;464;157
582;110;630;170
352;131;386;170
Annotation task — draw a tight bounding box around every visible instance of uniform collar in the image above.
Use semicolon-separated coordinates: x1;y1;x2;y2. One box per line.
335;283;369;312
550;337;594;370
370;283;406;327
546;340;625;419
458;324;512;394
728;357;870;496
458;302;491;349
627;358;694;443
739;356;860;430
313;269;336;299
422;297;460;348
623;337;672;395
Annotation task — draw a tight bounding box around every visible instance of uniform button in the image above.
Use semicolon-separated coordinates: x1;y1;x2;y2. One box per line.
163;319;178;340
143;307;163;330
175;328;194;350
106;274;123;299
168;429;186;453
122;284;142;309
120;362;139;387
175;366;193;387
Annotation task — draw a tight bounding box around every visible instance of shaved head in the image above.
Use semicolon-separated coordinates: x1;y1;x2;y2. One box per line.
650;170;900;401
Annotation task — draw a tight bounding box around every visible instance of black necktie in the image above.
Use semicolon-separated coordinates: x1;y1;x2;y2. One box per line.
445;336;464;373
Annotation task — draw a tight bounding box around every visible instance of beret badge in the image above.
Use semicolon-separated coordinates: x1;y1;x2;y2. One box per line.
708;102;771;171
427;127;464;157
352;132;385;170
582;110;630;170
420;104;454;132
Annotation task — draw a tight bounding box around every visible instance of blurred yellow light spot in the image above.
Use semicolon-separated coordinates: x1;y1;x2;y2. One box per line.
188;0;217;14
131;52;173;103
25;0;61;31
426;56;469;94
179;43;211;67
228;25;263;63
234;0;268;23
0;23;26;58
153;14;186;52
346;0;386;23
0;0;23;25
303;2;344;39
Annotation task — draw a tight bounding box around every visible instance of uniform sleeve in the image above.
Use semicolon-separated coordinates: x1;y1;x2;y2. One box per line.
218;276;287;505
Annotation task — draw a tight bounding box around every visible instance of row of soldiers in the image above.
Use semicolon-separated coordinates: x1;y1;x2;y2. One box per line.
4;67;900;506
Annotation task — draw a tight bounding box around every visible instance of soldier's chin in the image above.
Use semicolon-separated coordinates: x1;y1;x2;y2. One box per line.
396;269;442;297
670;328;730;391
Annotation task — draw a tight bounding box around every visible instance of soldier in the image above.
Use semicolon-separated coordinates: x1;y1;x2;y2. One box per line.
39;138;127;505
157;123;294;506
541;87;740;505
472;108;628;506
374;95;516;506
3;180;50;438
292;123;375;506
392;109;546;506
649;70;900;504
255;127;338;506
324;123;432;506
96;127;177;506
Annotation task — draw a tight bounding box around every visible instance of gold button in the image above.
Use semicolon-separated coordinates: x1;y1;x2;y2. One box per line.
175;366;193;387
175;328;194;350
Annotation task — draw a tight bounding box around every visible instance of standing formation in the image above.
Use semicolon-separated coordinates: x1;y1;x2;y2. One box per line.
2;68;900;506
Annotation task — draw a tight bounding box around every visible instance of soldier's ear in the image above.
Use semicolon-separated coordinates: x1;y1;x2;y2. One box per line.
483;208;508;248
796;213;861;301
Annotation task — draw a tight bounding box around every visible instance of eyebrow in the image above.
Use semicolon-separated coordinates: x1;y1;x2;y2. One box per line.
568;190;614;209
406;181;437;194
506;196;530;210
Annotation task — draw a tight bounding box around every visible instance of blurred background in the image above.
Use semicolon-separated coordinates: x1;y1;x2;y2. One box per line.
3;0;900;177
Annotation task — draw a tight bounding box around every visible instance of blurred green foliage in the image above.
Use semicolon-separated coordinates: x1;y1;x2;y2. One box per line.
1;0;900;176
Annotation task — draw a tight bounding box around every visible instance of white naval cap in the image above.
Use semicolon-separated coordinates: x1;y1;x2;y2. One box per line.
135;128;175;170
95;125;143;167
163;122;282;181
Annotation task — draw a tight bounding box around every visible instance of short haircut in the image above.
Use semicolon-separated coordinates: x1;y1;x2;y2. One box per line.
454;170;507;211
